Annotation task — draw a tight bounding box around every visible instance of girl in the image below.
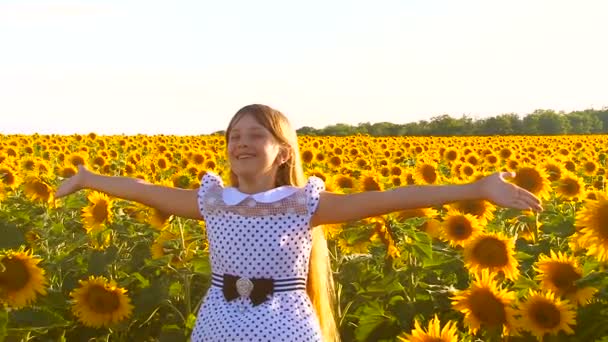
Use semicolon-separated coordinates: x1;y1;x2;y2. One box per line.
55;104;542;341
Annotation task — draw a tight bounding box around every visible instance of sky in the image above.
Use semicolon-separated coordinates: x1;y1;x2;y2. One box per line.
0;0;607;135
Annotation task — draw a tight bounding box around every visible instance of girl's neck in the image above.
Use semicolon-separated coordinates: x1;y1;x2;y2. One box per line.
236;174;277;195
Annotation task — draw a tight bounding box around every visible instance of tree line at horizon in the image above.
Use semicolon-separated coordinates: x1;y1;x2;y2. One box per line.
292;108;608;136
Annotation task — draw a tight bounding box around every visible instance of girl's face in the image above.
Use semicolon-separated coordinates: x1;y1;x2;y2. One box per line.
227;114;286;178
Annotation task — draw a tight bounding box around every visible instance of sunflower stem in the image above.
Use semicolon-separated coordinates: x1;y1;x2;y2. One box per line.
177;219;192;316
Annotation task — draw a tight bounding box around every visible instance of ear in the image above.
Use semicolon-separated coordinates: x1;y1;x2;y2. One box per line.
276;145;291;165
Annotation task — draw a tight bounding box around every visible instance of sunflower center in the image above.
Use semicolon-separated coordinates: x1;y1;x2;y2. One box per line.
85;285;121;314
363;177;381;191
548;263;580;293
545;165;561;182
92;201;109;223
457;200;484;217
0;257;31;291
529;300;561;329
33;181;51;197
472;237;508;267
421;165;437;183
450;217;472;240
469;289;506;327
596;202;608;239
516;168;543;194
559;179;581;196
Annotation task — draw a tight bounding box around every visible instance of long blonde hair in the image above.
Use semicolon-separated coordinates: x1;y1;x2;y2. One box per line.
225;104;340;342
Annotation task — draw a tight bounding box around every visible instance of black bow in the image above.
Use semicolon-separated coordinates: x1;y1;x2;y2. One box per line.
222;274;274;306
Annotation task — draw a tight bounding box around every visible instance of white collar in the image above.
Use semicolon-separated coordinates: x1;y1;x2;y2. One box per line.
222;186;299;205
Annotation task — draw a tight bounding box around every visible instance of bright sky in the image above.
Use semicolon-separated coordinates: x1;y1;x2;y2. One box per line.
1;0;607;135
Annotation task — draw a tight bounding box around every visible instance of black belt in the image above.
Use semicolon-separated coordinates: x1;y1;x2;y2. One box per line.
212;273;306;306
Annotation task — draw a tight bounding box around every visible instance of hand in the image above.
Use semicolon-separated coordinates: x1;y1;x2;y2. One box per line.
474;172;543;212
55;164;90;198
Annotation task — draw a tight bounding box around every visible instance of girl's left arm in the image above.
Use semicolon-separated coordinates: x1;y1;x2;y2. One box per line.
310;172;543;226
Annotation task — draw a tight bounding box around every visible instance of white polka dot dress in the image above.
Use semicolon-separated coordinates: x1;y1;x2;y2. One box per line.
190;172;325;342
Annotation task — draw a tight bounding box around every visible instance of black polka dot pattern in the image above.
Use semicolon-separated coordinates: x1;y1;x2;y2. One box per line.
191;172;325;341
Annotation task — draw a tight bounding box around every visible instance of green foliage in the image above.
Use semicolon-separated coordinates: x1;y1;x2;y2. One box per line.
296;108;608;136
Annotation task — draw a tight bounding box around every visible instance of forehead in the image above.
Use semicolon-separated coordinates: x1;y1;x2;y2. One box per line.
230;115;268;132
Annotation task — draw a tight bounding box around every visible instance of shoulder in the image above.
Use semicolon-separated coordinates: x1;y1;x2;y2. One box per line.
199;171;224;189
304;176;325;192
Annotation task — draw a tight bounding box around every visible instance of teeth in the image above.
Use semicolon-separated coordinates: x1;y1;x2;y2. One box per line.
238;155;255;159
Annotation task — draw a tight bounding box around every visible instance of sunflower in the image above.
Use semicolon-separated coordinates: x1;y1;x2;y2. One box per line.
58;164;78;178
534;251;597;306
89;230;113;251
171;170;193;189
448;199;496;225
330;174;356;193
460;163;476;180
451;270;517;335
23;176;54;205
148;207;173;230
150;230;194;267
554;172;586;201
443;148;459;163
337;237;371;255
441;210;484;248
463;232;519;281
484;153;499;166
414;161;440;185
0;249;47;308
516;290;576;339
19;156;38;173
499;148;512;160
66;152;88;167
301;149;314;164
510;165;552;200
328;155;342;168
81;192;113;233
397;315;459;342
541;160;565;182
70;275;133;328
582;160;598;176
366;217;400;259
0;165;21;188
574;192;608;262
393;207;442;238
358;171;383;192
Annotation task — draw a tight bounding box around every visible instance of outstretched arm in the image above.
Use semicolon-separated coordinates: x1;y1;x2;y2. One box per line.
310;172;542;226
55;165;202;220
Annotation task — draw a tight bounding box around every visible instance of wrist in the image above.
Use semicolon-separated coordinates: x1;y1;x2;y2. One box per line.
79;168;94;190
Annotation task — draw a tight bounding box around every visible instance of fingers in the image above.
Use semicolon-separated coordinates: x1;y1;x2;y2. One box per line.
514;193;543;212
515;186;541;204
501;171;516;180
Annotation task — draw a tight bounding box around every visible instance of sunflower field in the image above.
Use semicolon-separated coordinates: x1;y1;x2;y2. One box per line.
1;133;608;341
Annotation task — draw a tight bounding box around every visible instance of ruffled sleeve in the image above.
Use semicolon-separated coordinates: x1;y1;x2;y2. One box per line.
304;176;325;218
197;171;224;217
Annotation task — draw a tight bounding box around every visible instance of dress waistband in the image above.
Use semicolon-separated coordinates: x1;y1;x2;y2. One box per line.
211;272;307;292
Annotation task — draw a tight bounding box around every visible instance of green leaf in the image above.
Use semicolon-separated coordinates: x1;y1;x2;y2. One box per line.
132;272;151;288
191;255;211;275
583;259;601;275
132;278;168;315
575;271;608;288
0;221;26;250
169;281;183;298
9;307;67;328
354;303;398;341
0;309;7;342
159;324;186;342
87;245;119;276
185;313;197;330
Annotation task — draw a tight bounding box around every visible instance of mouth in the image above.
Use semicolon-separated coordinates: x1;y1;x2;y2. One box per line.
236;154;256;160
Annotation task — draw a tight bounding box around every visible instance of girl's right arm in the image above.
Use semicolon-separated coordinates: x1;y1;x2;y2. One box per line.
55;165;203;220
